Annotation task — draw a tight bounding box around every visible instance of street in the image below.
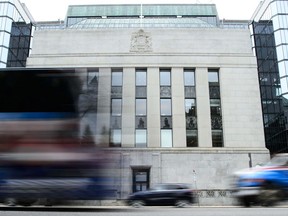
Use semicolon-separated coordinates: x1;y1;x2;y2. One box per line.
0;206;288;216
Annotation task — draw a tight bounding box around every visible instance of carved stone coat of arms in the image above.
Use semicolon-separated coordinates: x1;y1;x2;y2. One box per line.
130;29;153;52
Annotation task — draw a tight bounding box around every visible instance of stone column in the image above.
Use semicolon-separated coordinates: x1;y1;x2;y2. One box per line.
147;67;161;148
122;68;135;148
95;68;111;147
196;67;212;147
171;67;186;148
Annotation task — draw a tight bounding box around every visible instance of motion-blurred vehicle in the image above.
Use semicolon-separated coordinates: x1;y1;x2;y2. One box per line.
232;153;288;207
126;183;194;207
0;68;116;206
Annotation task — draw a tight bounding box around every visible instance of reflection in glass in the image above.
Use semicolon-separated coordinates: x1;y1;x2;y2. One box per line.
161;129;173;147
136;117;146;129
185;99;196;116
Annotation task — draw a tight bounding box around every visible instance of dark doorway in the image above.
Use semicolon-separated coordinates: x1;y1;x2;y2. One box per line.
132;168;150;193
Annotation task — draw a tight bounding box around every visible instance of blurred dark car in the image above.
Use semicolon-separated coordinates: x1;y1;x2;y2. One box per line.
126;183;194;207
232;154;288;207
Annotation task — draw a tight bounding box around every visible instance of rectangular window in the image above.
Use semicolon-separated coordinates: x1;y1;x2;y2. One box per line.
136;99;147;116
111;70;123;86
160;99;172;116
135;129;147;147
110;129;121;147
184;69;198;147
135;68;147;147
111;99;122;116
136;69;147;86
208;69;223;147
184;70;195;86
160;70;171;86
161;129;173;147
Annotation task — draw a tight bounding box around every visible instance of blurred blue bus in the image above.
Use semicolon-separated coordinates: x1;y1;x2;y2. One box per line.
0;68;115;206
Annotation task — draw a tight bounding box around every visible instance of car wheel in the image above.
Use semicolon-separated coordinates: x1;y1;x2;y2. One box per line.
130;200;145;208
17;198;37;206
258;183;283;206
175;199;190;208
239;197;251;207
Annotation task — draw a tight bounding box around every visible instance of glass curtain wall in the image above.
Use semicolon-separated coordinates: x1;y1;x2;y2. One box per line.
250;0;288;153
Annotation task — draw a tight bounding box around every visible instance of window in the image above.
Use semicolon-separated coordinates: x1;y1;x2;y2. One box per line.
160;99;172;116
110;69;123;147
111;71;123;86
135;130;147;148
136;99;146;116
184;69;198;147
160;70;171;86
135;68;147;147
111;99;122;116
208;69;223;147
161;130;173;147
136;70;147;86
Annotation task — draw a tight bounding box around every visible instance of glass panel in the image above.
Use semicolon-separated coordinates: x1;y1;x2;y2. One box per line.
184;71;195;86
160;86;171;97
185;86;196;98
136;172;147;181
136;99;146;116
160;99;172;116
161;129;173;147
136;71;147;86
160;71;171;86
111;86;122;98
136;86;147;98
136;116;147;129
209;86;220;98
212;130;223;147
111;99;122;116
135;130;147;147
208;71;219;83
111;71;122;86
186;116;197;129
111;116;121;129
161;116;172;129
185;99;196;116
186;130;198;147
110;129;121;147
211;116;222;129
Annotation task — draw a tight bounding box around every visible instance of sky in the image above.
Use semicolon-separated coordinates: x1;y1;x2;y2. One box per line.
20;0;262;22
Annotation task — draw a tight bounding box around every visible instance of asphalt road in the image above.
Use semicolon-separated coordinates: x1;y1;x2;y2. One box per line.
0;206;288;216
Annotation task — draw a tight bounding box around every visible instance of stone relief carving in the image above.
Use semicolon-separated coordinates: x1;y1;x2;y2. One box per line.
130;29;152;52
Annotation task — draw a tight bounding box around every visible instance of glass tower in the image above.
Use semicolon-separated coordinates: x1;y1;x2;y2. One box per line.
0;0;34;68
250;0;288;154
